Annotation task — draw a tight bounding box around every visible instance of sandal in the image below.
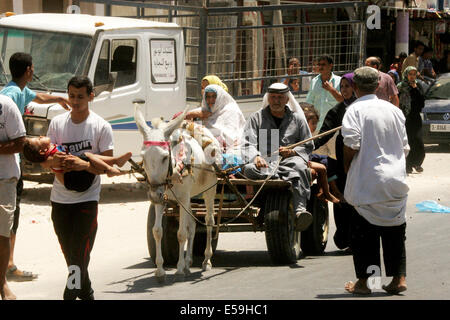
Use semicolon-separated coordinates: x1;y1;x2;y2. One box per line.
6;265;38;282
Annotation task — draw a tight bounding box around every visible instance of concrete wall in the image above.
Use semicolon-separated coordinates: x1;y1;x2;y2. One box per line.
79;1;97;15
23;0;42;13
1;1;100;15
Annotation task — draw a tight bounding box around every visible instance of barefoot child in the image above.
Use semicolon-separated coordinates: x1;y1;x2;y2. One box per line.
302;104;339;204
23;136;131;192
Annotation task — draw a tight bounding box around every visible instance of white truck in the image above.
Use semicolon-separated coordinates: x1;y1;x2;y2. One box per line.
0;12;356;177
0;13;191;174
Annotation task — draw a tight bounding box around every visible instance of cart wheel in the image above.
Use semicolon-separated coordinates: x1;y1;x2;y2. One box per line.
192;230;219;257
264;191;301;264
147;204;179;266
301;185;329;255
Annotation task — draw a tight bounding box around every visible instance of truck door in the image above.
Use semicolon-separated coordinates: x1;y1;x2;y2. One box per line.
146;32;186;121
89;35;146;158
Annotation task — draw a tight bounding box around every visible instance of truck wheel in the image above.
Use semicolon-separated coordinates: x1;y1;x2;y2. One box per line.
300;186;329;255
192;230;219;257
264;191;301;264
147;204;179;266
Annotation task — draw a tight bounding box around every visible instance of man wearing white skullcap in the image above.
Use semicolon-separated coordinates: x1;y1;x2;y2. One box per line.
241;83;314;231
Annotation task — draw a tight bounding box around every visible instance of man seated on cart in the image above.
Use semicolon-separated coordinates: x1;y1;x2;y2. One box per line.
241;82;314;231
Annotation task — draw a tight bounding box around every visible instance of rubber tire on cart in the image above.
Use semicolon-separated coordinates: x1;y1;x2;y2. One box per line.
300;185;329;255
264;191;301;264
192;230;219;257
147;203;179;266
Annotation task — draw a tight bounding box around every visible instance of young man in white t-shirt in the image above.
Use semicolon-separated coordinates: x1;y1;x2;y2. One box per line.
0;94;26;300
42;76;113;300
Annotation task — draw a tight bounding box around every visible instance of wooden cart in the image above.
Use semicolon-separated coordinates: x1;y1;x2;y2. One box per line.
147;177;329;265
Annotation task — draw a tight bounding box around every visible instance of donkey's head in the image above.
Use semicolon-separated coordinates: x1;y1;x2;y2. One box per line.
134;104;188;203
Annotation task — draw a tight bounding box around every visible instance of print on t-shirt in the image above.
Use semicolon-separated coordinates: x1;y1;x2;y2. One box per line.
63;140;93;154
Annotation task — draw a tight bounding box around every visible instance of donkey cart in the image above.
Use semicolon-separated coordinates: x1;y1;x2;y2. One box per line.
146;176;329;266
132;105;341;272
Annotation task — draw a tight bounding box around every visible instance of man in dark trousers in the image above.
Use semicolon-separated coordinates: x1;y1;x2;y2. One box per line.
1;52;70;281
0;94;26;299
41;76;113;300
342;67;409;295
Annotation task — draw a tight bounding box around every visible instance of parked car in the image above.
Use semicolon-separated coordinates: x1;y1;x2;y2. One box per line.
422;73;450;147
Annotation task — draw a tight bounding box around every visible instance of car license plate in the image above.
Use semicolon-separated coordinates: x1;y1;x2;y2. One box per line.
430;124;450;132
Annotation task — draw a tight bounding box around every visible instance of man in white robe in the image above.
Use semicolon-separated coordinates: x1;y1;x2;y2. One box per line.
241;83;314;231
342;67;409;295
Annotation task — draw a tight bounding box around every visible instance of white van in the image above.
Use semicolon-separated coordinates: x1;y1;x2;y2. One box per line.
0;13;186;173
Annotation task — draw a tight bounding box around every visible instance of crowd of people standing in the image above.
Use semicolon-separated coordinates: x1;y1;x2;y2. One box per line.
194;54;413;295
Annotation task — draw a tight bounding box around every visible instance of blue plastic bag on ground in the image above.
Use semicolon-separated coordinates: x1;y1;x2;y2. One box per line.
415;200;450;213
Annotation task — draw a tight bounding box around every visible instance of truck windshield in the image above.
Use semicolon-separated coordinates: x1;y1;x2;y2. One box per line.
0;27;92;92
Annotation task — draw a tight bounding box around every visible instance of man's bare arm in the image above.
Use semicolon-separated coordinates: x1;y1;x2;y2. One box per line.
0;136;25;154
322;81;344;102
40;153;70;169
343;144;358;174
34;93;71;111
185;109;212;120
390;94;400;107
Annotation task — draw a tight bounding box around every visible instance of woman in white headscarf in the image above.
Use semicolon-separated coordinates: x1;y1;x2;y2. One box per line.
185;84;245;154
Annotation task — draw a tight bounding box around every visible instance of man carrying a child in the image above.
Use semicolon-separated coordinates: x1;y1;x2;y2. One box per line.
40;76;114;300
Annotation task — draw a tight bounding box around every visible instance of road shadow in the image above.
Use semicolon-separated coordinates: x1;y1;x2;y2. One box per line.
126;251;304;271
424;144;450;153
208;250;304;269
124;258;155;269
209;250;272;267
22;182;149;205
104;270;203;294
316;292;397;299
127;251;280;269
103;267;237;295
322;250;353;257
104;250;306;296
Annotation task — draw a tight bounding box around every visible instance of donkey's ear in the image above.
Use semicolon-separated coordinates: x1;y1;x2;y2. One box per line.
163;106;189;140
134;103;151;140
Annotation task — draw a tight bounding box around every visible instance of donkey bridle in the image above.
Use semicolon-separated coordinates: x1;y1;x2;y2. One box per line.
143;140;174;191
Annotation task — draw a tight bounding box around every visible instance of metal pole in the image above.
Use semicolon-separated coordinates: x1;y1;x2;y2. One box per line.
105;3;111;16
197;7;208;100
396;11;409;56
235;0;244;96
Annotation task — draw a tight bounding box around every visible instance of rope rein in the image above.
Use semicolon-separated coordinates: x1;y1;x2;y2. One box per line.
166;157;282;228
126;125;341;228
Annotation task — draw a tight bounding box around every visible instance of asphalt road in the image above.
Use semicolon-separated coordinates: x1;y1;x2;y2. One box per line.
9;146;450;301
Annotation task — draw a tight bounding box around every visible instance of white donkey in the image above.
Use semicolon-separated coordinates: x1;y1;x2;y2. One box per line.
134;104;220;280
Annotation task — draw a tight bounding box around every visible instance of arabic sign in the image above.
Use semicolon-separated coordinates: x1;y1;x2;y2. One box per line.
150;39;177;83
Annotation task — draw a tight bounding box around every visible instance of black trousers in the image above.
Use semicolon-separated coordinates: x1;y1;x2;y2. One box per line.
405;120;425;169
51;201;98;300
11;176;23;234
332;202;356;250
331;170;353;250
350;210;406;279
